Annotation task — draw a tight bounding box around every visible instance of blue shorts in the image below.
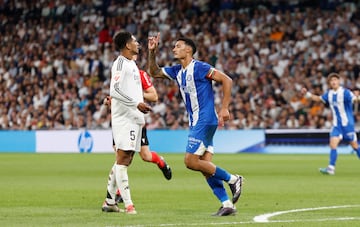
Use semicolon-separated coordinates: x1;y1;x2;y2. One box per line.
186;124;217;155
330;125;357;142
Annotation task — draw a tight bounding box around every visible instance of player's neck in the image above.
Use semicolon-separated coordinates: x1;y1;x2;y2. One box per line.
179;57;193;69
331;86;340;91
121;50;134;60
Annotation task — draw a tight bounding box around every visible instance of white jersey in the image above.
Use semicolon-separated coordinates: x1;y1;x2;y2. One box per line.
110;55;145;125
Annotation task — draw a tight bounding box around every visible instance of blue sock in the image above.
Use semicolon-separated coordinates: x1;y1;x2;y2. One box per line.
355;148;360;159
213;166;231;182
207;176;229;202
329;149;337;166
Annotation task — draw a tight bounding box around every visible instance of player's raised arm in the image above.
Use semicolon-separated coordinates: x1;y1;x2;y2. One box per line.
148;33;166;79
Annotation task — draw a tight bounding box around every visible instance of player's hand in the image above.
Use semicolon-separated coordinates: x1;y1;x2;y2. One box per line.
218;108;230;127
103;96;111;106
148;32;160;51
300;87;307;96
137;102;152;114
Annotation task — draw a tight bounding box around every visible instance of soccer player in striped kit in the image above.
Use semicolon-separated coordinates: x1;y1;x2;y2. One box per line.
302;72;360;175
148;33;243;216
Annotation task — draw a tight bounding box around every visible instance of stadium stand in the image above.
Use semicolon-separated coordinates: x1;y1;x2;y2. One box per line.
0;0;359;130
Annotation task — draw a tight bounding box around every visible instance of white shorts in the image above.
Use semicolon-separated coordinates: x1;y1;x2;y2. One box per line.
112;122;142;152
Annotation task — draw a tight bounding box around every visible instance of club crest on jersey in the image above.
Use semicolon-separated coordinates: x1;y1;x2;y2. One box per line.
130;141;135;148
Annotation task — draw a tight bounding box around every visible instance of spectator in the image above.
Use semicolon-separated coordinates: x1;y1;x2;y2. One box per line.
1;0;359;131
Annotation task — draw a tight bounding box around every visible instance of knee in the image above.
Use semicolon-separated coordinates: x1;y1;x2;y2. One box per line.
184;156;197;170
116;150;134;166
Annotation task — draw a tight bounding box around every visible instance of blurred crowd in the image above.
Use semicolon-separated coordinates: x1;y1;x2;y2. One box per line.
1;0;360;131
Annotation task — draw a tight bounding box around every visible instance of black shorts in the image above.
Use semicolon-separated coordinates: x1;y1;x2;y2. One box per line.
112;127;149;146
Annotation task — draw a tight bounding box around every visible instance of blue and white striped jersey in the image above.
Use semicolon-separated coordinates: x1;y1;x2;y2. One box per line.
321;86;355;127
162;59;218;127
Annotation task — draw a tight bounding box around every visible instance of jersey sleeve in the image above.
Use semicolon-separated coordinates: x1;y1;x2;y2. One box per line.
162;64;182;80
345;89;356;103
140;70;153;90
194;60;212;80
110;63;139;107
320;91;329;104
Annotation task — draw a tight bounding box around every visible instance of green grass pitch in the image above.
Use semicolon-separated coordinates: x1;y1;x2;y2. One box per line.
0;152;359;227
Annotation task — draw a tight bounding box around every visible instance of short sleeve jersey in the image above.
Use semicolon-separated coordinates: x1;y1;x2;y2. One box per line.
321;86;355;127
140;70;153;90
162;59;218;127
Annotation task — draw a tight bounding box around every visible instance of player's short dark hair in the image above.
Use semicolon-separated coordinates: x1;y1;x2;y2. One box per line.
177;37;197;55
113;31;132;51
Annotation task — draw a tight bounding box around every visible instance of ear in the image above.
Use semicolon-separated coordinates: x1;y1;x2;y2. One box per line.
125;42;130;50
185;45;192;54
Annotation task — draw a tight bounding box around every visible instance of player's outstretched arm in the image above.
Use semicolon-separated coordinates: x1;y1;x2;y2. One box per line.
301;87;322;102
148;33;166;79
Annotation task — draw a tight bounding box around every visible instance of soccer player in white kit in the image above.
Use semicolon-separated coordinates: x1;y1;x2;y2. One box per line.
102;31;151;214
302;72;360;175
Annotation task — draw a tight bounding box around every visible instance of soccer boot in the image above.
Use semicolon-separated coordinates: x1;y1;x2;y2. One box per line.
319;167;335;175
212;206;237;216
229;175;243;204
125;204;137;214
102;201;121;212
159;156;172;180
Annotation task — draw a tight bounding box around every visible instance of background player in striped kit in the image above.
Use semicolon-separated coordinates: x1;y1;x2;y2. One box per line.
301;72;360;175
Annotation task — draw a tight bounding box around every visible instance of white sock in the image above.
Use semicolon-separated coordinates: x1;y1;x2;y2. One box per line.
228;175;237;184
115;164;133;207
222;200;234;208
105;163;117;205
328;165;335;170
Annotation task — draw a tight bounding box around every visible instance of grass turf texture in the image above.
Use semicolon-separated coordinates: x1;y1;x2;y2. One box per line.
0;153;359;227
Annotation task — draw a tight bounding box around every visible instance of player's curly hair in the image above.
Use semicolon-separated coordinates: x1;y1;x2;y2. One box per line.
177;37;197;55
113;31;132;51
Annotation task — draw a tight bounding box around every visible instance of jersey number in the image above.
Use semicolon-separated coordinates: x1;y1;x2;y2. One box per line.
130;130;135;141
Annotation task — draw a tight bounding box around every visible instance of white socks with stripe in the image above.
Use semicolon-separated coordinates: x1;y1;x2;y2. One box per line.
115;164;133;207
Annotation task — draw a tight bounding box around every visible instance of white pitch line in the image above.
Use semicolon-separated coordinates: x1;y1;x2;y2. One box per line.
253;204;360;223
106;205;360;227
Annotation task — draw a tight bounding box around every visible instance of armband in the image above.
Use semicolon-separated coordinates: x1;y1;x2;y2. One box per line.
206;68;216;80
